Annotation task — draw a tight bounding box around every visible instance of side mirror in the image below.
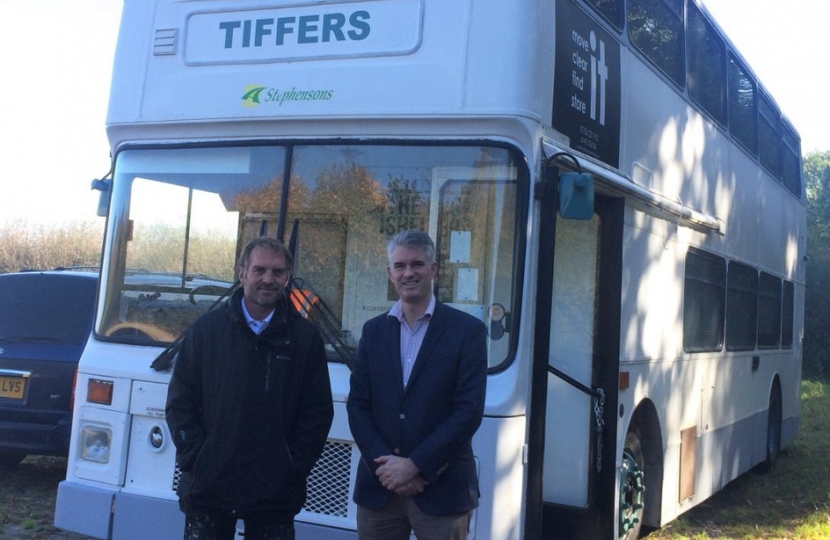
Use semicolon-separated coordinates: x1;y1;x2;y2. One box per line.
91;178;111;218
559;172;594;220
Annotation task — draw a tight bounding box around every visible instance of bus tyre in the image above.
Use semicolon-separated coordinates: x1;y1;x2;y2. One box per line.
761;385;783;473
619;427;646;540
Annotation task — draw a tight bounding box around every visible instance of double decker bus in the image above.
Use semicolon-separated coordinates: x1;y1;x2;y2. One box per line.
55;0;805;538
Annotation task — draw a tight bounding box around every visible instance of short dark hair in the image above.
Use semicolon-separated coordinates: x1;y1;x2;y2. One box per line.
386;229;435;264
238;237;294;271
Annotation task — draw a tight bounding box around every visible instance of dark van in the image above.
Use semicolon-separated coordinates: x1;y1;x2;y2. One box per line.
0;270;98;467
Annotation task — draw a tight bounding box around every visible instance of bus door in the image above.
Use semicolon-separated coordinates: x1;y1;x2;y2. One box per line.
527;168;623;539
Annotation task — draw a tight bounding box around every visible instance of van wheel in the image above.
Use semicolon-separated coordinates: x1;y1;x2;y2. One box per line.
619;427;646;539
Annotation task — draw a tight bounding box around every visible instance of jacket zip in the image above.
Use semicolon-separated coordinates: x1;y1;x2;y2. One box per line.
265;349;272;391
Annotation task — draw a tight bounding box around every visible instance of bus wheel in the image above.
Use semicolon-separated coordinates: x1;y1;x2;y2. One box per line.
619;428;646;539
761;384;782;472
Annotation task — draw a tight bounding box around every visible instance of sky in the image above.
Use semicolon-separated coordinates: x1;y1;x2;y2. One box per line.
701;0;829;154
0;1;122;226
0;0;827;226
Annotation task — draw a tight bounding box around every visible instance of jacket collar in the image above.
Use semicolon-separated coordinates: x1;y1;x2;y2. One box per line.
228;288;296;336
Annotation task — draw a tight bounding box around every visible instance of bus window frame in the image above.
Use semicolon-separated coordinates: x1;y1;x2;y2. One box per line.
686;1;728;127
98;140;531;373
727;52;759;156
627;0;686;88
582;0;625;31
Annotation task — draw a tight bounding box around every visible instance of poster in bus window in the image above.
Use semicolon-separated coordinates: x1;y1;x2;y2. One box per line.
552;1;621;168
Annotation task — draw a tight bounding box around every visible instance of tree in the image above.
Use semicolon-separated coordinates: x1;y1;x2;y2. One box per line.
803;150;830;379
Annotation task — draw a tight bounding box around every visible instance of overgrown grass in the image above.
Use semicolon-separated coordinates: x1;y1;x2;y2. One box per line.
0;219;103;274
0;219;233;279
647;380;830;539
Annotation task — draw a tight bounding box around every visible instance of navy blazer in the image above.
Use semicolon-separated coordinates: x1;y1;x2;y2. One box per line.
347;301;488;516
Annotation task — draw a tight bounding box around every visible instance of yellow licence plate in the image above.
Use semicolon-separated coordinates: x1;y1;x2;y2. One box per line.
0;375;27;400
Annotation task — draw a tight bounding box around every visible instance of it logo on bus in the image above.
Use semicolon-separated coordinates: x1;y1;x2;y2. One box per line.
570;30;609;126
241;84;334;107
552;0;621;167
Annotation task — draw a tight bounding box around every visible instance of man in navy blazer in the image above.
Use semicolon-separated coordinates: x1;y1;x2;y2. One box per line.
347;229;488;540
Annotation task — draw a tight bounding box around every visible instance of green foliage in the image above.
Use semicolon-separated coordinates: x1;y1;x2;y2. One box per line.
804;151;830;380
0;219;103;274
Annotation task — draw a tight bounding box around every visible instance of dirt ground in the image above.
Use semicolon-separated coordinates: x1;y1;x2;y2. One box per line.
0;456;93;540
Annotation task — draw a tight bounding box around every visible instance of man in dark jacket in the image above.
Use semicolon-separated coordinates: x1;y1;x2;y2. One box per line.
166;237;333;540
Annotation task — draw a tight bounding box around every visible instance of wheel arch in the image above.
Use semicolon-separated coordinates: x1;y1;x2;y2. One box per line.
762;373;784;471
625;399;664;529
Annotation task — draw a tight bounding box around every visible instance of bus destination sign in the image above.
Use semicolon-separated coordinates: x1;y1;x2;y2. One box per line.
184;0;423;65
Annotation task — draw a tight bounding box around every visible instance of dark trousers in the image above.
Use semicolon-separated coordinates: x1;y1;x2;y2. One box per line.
184;507;295;540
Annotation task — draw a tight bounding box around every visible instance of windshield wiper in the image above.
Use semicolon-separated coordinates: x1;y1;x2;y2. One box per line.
150;282;240;372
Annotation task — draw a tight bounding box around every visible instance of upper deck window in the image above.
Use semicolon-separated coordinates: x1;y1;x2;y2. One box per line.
687;3;726;125
628;0;685;86
758;93;782;178
584;0;624;30
727;54;758;155
781;124;802;197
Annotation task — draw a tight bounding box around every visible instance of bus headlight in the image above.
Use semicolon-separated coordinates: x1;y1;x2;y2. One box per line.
80;427;112;463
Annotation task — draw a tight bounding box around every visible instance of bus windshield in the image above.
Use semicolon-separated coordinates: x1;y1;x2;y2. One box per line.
97;144;522;368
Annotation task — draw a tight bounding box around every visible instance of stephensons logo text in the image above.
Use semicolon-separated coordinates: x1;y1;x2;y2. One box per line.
242;85;334;107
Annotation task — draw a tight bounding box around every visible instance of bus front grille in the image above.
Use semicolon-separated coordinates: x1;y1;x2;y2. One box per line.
170;439;354;519
303;440;352;517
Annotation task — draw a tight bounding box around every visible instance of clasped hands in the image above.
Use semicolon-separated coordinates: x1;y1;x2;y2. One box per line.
374;455;429;496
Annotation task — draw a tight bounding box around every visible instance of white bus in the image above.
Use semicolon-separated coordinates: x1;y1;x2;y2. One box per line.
55;0;805;538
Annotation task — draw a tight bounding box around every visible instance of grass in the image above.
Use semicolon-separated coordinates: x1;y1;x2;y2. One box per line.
646;380;830;539
0;220;103;274
0;456;91;539
0;219;232;279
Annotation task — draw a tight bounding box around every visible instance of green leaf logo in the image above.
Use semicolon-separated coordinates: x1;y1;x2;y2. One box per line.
241;85;266;107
